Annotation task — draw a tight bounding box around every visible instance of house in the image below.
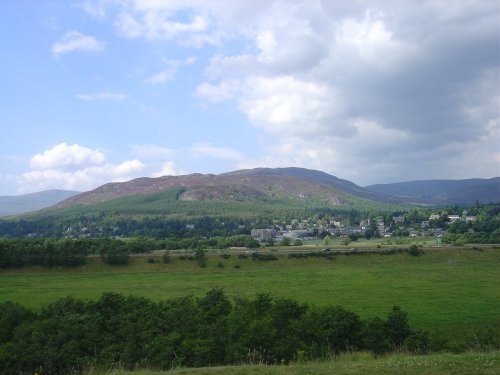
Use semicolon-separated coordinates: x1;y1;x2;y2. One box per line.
251;229;276;241
186;224;195;230
430;228;445;236
330;220;341;227
393;216;405;224
429;214;440;220
283;230;310;239
421;221;430;229
447;215;460;222
377;223;385;236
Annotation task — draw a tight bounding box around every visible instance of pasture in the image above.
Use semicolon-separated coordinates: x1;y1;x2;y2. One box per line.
1;246;498;345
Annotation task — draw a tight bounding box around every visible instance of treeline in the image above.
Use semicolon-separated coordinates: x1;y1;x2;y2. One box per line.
0;238;160;268
164;235;260;250
0;236;261;268
0;289;438;374
0;238;92;267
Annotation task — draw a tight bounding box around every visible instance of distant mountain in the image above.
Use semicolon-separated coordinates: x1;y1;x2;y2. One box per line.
365;178;500;205
0;190;80;217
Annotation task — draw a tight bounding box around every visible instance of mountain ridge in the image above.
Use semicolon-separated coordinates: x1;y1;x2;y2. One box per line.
365;177;500;205
0;189;80;217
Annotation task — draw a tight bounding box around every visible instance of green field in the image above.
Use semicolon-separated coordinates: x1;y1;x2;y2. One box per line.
1;247;498;344
89;351;500;375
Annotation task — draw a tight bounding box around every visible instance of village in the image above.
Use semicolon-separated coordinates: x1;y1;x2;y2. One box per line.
251;211;477;243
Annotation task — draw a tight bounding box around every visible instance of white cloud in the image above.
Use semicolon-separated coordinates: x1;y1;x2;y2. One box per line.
30;143;106;170
114;8;209;43
78;0;106;19
238;76;342;137
152;161;185;177
194;80;241;102
19;143;145;193
113;159;145;176
115;12;143;38
144;70;175;85
190;143;245;161
144;58;196;85
76;91;127;101
51;31;105;56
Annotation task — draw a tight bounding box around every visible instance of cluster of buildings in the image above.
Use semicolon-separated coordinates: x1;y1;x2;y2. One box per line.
251;212;477;242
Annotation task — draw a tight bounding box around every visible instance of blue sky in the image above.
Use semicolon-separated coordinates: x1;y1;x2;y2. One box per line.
1;0;499;195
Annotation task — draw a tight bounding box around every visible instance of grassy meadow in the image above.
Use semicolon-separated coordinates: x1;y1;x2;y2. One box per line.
1;246;498;345
89;351;500;375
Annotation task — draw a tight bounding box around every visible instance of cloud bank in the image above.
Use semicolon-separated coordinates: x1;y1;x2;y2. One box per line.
20;143;144;193
35;0;500;192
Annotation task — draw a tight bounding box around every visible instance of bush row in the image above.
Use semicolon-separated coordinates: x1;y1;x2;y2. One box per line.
0;289;440;374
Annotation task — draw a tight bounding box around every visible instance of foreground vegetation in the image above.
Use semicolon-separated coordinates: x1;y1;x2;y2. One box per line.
89;351;500;375
2;287;497;375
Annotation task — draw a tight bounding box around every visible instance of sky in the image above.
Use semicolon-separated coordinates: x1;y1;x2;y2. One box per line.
1;0;499;196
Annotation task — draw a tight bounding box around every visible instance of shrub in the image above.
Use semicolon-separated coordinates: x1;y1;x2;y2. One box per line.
252;253;278;261
408;244;423;256
162;250;172;263
405;329;431;354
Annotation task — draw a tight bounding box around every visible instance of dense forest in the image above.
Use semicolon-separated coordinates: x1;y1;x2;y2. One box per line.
0;289;461;374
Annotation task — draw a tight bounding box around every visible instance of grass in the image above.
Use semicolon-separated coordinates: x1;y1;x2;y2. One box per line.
89;351;500;375
0;248;499;343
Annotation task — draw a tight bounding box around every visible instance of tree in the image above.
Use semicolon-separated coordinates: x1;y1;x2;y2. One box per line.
323;235;331;246
362;317;390;355
386;306;412;348
279;237;291;246
408;244;423;256
100;241;129;265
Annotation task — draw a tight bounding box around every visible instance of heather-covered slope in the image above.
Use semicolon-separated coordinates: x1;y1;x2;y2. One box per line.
56;167;400;208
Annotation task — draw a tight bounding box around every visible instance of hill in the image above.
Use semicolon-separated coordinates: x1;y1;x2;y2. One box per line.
0;189;80;217
56;167;400;208
221;167;402;204
365;177;500;205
